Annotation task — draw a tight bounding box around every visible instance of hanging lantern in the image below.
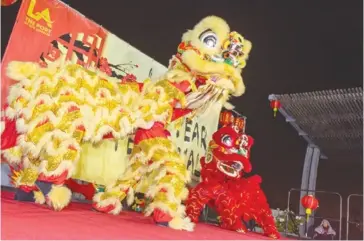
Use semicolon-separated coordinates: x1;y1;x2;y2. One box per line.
270;99;281;118
219;111;234;127
233;116;247;133
1;0;18;6
301;194;319;221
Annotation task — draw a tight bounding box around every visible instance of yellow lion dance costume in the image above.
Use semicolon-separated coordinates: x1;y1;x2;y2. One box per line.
1;16;252;231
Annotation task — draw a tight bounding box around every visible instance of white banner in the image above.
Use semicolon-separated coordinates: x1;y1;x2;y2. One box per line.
167;103;222;184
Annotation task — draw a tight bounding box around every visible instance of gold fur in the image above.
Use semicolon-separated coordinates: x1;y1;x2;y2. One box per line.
182;16;230;56
168;216;195;231
33;191;45;204
46;185;72;211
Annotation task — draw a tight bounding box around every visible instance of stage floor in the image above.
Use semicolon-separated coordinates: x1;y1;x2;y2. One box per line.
1;190;286;240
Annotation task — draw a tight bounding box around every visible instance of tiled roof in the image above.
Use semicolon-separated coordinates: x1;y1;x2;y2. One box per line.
269;87;363;160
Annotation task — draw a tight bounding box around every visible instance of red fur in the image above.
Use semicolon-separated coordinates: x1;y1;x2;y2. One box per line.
1;116;18;151
64;179;96;201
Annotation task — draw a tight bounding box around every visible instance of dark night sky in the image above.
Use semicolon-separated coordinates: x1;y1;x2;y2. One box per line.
1;0;363;218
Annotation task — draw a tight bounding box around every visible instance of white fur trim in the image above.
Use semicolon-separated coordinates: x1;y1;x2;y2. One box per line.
126;187;135;206
169;216;195;231
7;61;39;81
5;107;18;120
93;192;122;215
15;118;27;134
1;147;22;165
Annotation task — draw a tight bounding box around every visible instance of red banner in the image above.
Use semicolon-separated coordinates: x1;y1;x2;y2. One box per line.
1;0;108;109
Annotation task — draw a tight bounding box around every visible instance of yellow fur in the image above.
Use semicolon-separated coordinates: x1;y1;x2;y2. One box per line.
242;40;252;60
33;191;45;204
182;16;230;56
168;216;195;232
1;147;22;165
181;50;224;75
46;185;72;211
6;61;39;81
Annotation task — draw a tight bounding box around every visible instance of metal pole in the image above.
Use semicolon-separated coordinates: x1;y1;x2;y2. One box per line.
285;190;292;236
346;195;350;240
299;145;314;237
300;145;314;201
308;147;321;237
339;194;343;240
308;148;321;194
346;194;363;240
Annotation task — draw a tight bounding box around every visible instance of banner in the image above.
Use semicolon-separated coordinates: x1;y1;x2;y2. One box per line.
168;103;222;184
1;0;166;99
1;0;220;186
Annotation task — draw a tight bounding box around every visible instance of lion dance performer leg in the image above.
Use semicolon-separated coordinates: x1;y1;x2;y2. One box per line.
231;175;280;238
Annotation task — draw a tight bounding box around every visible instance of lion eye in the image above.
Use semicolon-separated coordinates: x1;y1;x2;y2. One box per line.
199;30;218;48
221;135;232;146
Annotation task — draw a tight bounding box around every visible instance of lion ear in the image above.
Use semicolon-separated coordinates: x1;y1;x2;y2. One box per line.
242;40;253;58
181;30;192;42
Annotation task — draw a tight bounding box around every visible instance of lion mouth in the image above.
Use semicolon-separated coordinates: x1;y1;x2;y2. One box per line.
217;160;243;177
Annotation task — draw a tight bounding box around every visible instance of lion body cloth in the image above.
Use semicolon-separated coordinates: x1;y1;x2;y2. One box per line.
185;125;280;238
1;16;252;231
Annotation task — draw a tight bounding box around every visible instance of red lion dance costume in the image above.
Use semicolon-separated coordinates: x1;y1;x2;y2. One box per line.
185;123;280;238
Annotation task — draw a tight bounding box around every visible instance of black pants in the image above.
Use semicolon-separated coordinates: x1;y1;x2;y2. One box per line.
243;219;256;231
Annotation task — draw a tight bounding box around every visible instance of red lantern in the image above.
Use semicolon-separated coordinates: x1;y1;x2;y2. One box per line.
219;111;234;127
233;116;247;133
301;195;319;221
270;99;281;118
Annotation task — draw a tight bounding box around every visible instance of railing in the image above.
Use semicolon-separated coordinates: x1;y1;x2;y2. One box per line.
346;194;363;240
286;188;343;240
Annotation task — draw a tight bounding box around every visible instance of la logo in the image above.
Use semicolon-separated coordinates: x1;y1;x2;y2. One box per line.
26;0;53;28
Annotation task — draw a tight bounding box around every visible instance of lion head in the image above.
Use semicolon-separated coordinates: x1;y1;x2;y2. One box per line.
204;125;254;179
167;16;252;115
